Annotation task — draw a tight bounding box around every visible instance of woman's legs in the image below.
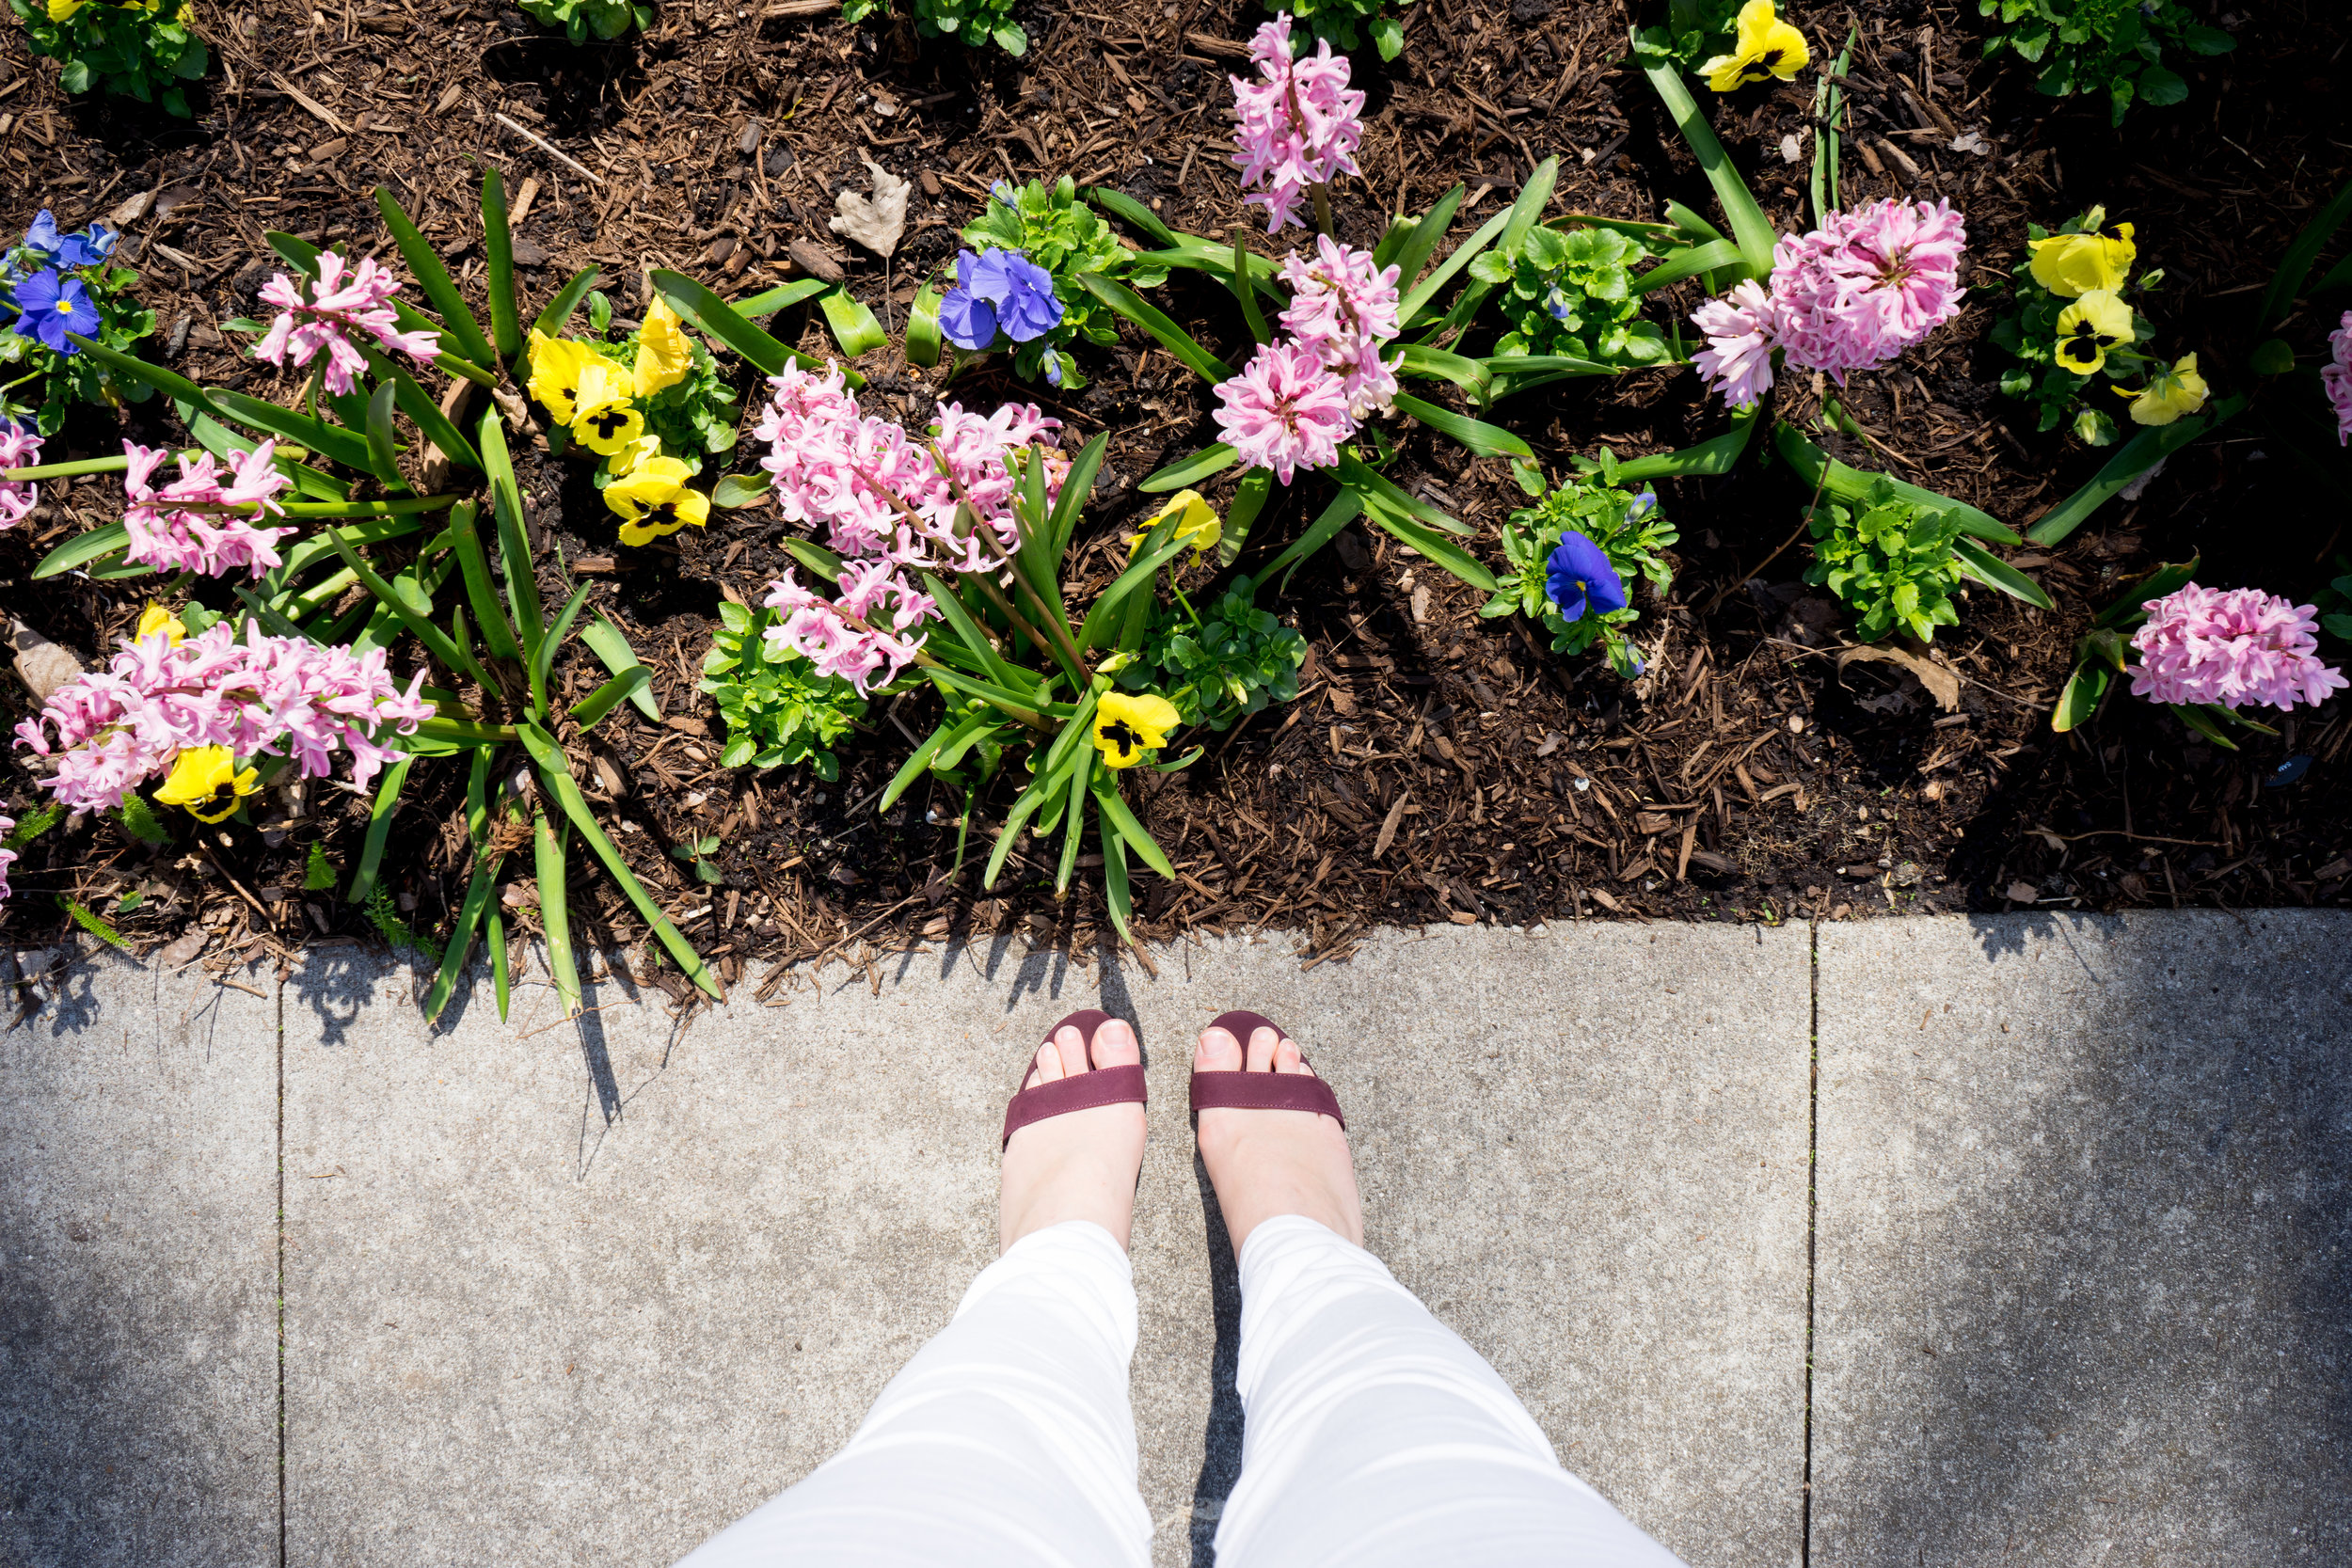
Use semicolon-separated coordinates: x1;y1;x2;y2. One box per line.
1195;1023;1688;1568
675;1022;1153;1568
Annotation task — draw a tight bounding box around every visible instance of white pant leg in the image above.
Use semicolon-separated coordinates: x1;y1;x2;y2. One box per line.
674;1220;1152;1568
1212;1215;1687;1568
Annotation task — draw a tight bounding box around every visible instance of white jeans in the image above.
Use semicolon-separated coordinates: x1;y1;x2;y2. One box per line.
675;1216;1685;1568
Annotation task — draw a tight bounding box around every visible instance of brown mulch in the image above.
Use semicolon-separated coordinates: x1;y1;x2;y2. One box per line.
1;0;2347;990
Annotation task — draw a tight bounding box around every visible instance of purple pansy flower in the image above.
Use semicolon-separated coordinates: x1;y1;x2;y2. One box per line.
1545;530;1627;622
13;269;100;355
936;247;1066;353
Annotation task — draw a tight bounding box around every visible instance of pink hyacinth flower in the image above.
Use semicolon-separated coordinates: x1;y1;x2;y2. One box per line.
1229;15;1367;233
1278;235;1402;419
1691;280;1780;409
0;809;13;901
119;438;296;581
2126;583;2348;713
2322;309;2352;447
253;250;441;397
1213;341;1358;485
1769;197;1969;383
0;420;44;531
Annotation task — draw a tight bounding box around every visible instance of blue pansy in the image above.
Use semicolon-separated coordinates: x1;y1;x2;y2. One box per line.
937;247;1066;353
12;269;99;355
1626;486;1658;523
1545;531;1627;622
22;211;67;261
57;224;118;269
936;250;1001;351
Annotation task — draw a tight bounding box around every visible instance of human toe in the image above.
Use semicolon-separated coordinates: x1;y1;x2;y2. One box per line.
1052;1023;1091;1078
1091;1018;1140;1069
1196;1023;1243;1072
1247;1025;1281;1073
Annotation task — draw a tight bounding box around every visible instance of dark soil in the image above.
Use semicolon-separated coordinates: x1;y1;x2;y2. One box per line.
2;0;2347;992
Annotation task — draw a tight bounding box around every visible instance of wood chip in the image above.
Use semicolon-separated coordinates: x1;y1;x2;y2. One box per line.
270;72;351;134
1373;795;1410;861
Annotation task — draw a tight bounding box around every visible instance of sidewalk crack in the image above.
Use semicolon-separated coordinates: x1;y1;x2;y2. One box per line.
1801;918;1818;1568
276;968;287;1568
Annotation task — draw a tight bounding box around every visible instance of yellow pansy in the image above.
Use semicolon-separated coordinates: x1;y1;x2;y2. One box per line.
633;296;692;400
605;455;710;546
1089;691;1180;769
2122;354;2208;426
602;432;663;480
48;0;86;16
1700;0;1810;92
153;746;260;823
571;398;645;456
526;331;626;424
136;603;186;645
1124;488;1221;561
2029;219;2136;298
2053;289;2134;376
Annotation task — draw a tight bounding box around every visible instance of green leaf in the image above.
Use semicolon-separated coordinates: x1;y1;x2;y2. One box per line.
1231;230;1272;346
1141;442;1240;492
1078;531;1193;650
482;166;522;366
1219;465;1274;568
651;269;862;385
1087;185;1180;249
207;388;377;471
480;410;546;653
345;752;415;904
1952;537;2054;610
2093;557;2199;629
1048;432;1110;566
906;282;944;368
531;582;594;717
116;792;170;847
1391;391;1534;458
1091;783;1173;879
581;611;660;719
1631;238;1746;294
1394;342;1492;396
2258;175;2352;333
532;264;604;340
1362;497;1498;592
517;722;721;999
1773;423;2018;544
1073;273;1232;383
533;806;581;1018
446;499;520;662
363;347;482;471
1586;405;1760;480
319;526;487;687
1100;809;1134;942
1400;207;1512;326
2024;398;2241;546
572;666;650;728
363;380;404;490
1056;746;1094;894
2135;63;2187;106
374;185;498;370
61;333;224;420
32;522;133;579
2249;338;2297;376
1638;35;1776;277
711;473;770;509
983;768;1063;891
817;287;888;357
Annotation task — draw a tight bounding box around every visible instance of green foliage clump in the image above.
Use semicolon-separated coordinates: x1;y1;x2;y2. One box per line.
363;886;442;961
1486;455;1676;679
1266;0;1412;61
1988;206;2160;448
2314;555;2352;646
8;0;207;115
1648;0;1743;69
0;229;159;436
518;0;649;41
1470;225;1672;367
1979;0;2234;125
1118;589;1309;731
699;600;869;780
583;291;738;479
957;178;1168;389
1804;479;1965;642
843;0;1025;55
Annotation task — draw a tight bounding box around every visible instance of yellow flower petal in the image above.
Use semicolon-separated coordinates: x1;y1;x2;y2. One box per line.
604;456;707;545
136;603;186;646
526;332;607;425
633;296;693;400
152;745;259;822
603;433;664;479
47;0;88;20
572;399;646;456
1700;0;1809;91
2028;222;2136;298
2053;289;2134;376
1090;690;1181;769
2122;354;2208;426
1123;488;1223;560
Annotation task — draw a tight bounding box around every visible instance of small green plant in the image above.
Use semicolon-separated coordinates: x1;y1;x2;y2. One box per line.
671;834;724;886
58;895;129;949
0;211;159;435
518;0;649;41
8;0;208;116
1804;478;1965;642
698;600;870;780
1648;0;1745;70
4;802;63;850
1978;0;2234;125
936;178;1168;389
1116;588;1308;731
303;842;339;891
1486;456;1676;678
841;0;1024;54
576;290;739;475
1470;225;1674;368
363;885;442;960
1268;0;1413;61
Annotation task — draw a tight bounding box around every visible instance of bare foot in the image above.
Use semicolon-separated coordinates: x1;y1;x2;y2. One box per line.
1193;1022;1363;1256
999;1019;1148;1254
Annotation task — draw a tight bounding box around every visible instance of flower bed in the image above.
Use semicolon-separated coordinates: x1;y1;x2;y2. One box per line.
0;0;2345;1006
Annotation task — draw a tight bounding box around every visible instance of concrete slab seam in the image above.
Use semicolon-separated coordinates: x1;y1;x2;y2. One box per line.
276;968;287;1568
1802;919;1819;1568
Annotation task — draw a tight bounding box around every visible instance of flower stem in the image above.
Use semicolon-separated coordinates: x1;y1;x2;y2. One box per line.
1311;182;1335;239
0;455;132;482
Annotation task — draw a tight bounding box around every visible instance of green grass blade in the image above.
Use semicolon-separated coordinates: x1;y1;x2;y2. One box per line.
345;752;414;904
517;721;721;999
1073;273;1233;383
482;166;521;366
581;612;659;719
532;265;604;339
1140;442;1239;492
374;185;498;369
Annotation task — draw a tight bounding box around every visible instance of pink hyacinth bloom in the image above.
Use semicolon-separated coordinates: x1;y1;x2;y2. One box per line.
13;619;435;814
1768;198;1968;383
253;250;441;397
1213;341;1358;485
2126;583;2348;713
0;420;43;531
1229;15;1366;233
0;810;13;901
759;565;929;698
1278;235;1402;419
119;439;296;580
1691;280;1780;409
2322;309;2352;447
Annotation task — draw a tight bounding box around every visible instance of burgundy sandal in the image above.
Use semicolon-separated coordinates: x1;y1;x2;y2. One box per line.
1188;1010;1345;1130
1000;1008;1150;1149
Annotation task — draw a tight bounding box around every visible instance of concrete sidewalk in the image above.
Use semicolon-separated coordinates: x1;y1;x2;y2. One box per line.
2;911;2344;1568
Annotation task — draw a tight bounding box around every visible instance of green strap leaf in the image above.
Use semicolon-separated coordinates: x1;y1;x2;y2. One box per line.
447;499;520;662
362;380;404;490
33;522;131;580
1099;812;1134;943
2258;175;2352;333
1583;406;1759;480
729;278;834;320
1394;342;1492;395
532;805;581;1018
906;282;944;368
1219;466;1274;568
1073;272;1233;383
581;611;659;719
2024;397;2243;546
817;287;888;357
1361;496;1498;592
320;523;488;688
1091;783;1173;879
1638;34;1777;277
479;409;546;653
1334;451;1470;534
918;569;1024;690
1400;206;1512;327
1773;423;2017;544
983;768;1064;891
1262;485;1362;592
571;667;649;729
650;269;864;386
1231;230;1272;345
1391;184;1467;294
362;347;482;471
1048;432;1110;565
1441;157;1561;330
532;264;605;340
1078;531;1192;650
374;185;499;370
1391;391;1533;459
345;752;415;904
1056;745;1095;894
531;582;595;718
482;166;522;366
1631;238;1746;294
2050;661;2110;735
63;332;225;419
1140;442;1240;492
1952;537;2054;610
1086;184;1180;248
206;387;378;472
